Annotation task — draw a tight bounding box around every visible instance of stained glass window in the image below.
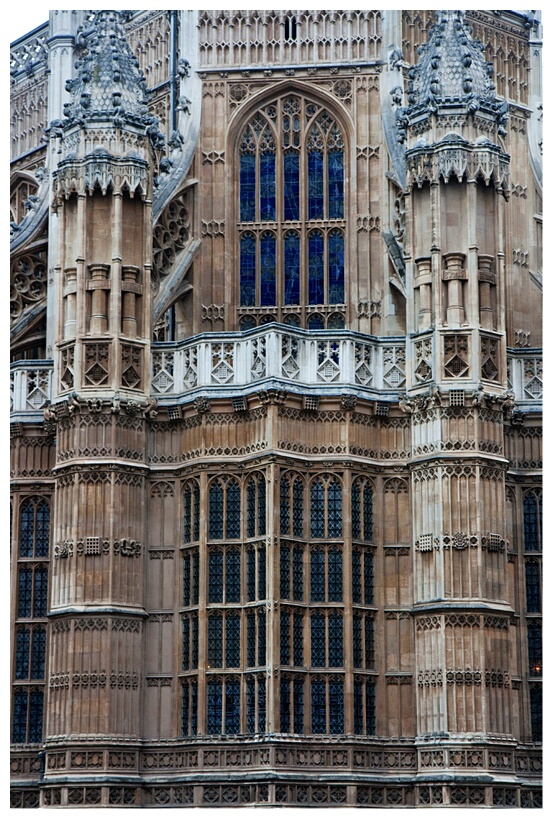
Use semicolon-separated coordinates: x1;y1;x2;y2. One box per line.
208;613;223;668
238;96;346;318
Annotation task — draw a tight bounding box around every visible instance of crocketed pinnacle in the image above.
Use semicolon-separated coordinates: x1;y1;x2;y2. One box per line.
407;10;496;111
63;10;150;127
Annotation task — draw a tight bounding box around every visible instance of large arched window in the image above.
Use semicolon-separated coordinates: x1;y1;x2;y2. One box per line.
238;94;346;328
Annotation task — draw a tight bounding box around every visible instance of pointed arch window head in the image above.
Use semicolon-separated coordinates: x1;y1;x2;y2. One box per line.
238;94;346;325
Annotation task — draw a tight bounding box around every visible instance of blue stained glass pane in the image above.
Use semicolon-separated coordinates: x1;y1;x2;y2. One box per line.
308;313;324;329
329;680;344;734
353;616;363;668
328;614;343;667
258;678;266;731
226;549;241;603
13;689;28;742
260;233;276;306
293;615;303;666
227;481;241;539
29;689;43;743
280;611;290;665
352;552;362;604
294;678;304;732
20;500;34;557
364;552;374;605
293;480;303;537
284;152;300;221
247;677;256;733
225;679;241;734
240;153;256;222
258;548;266;599
34;566;48;617
328;548;342;602
18;567;33;618
240;233;256;307
247;550;256;602
207;679;222;734
308;232;325;305
284;232;300;305
182;618;190;670
308;151;324;219
327;480;343;538
280;679;291;731
260;153;276;221
354;680;363;734
280;479;290;535
328;151;344;219
310;550;325;602
280;545;290;598
208;614;223;667
209;552;224;603
226;613;241;667
310;480;325;539
311;612;326;666
311;680;326;734
328;230;344;304
364;485;373;541
366;680;376;734
209;482;224;540
247;612;256;667
293;548;303;601
15;628;30;679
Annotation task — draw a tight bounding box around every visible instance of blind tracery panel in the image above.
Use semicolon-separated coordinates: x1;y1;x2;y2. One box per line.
238;95;346;327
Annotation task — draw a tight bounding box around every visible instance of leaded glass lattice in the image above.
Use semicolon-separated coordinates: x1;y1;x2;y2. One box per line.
328;548;342;602
280;610;290;665
328;614;343;667
280;544;290;598
293;612;303;667
329;678;344;734
525;560;541;613
293;547;303;601
311;612;325;667
207;679;222;734
15;627;30;680
209;552;224;603
209;482;224;540
311;679;326;734
528;621;542;676
225;678;241;734
208;614;223;668
530;684;542;742
226;549;241;603
524;492;542;551
226;613;241;668
311;549;325;602
310;480;325;539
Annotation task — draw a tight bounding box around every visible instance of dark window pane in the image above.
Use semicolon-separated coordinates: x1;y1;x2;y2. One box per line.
327;480;342;538
310;480;325;539
311;613;326;667
352;552;362;604
328;614;343;667
366;679;376;734
525;561;541;613
258;476;266;535
226;614;241;668
352;483;361;540
247;550;256;602
193;485;200;542
258;611;266;666
36;500;50;557
183;553;190;607
240;153;256;222
209;482;224;540
365;616;375;668
284;231;300;305
208;614;223;667
258;677;266;731
240;233;256;307
258;548;266;599
183;486;192;543
528;622;542;676
293;548;303;601
20;500;35;557
227;481;241;539
260;232;276;306
207;679;222;734
328;229;344;304
524;493;540;551
33;566;48;618
353;616;363;668
225;679;241;734
280;611;290;665
182;680;190;735
280;544;290;599
192;615;198;668
247;612;256;667
15;628;30;680
293;613;303;667
308;151;324;220
530;684;542;742
293;480;304;537
308;231;325;305
182;617;190;670
354;680;364;734
293;677;304;733
364;551;374;605
310;550;325;602
328;548;342;602
209;552;224;603
247;676;256;733
17;567;33;618
29;689;44;743
280;479;290;535
363;485;373;541
191;553;199;605
280;679;290;731
226;549;241;603
311;679;326;734
329;679;344;734
190;680;198;735
328;151;344;219
13;689;28;743
284;152;300;221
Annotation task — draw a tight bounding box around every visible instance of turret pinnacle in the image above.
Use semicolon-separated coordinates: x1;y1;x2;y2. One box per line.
407;10;496;111
63;10;150;128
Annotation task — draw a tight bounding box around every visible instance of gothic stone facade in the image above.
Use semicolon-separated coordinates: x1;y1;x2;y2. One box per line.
10;10;542;809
